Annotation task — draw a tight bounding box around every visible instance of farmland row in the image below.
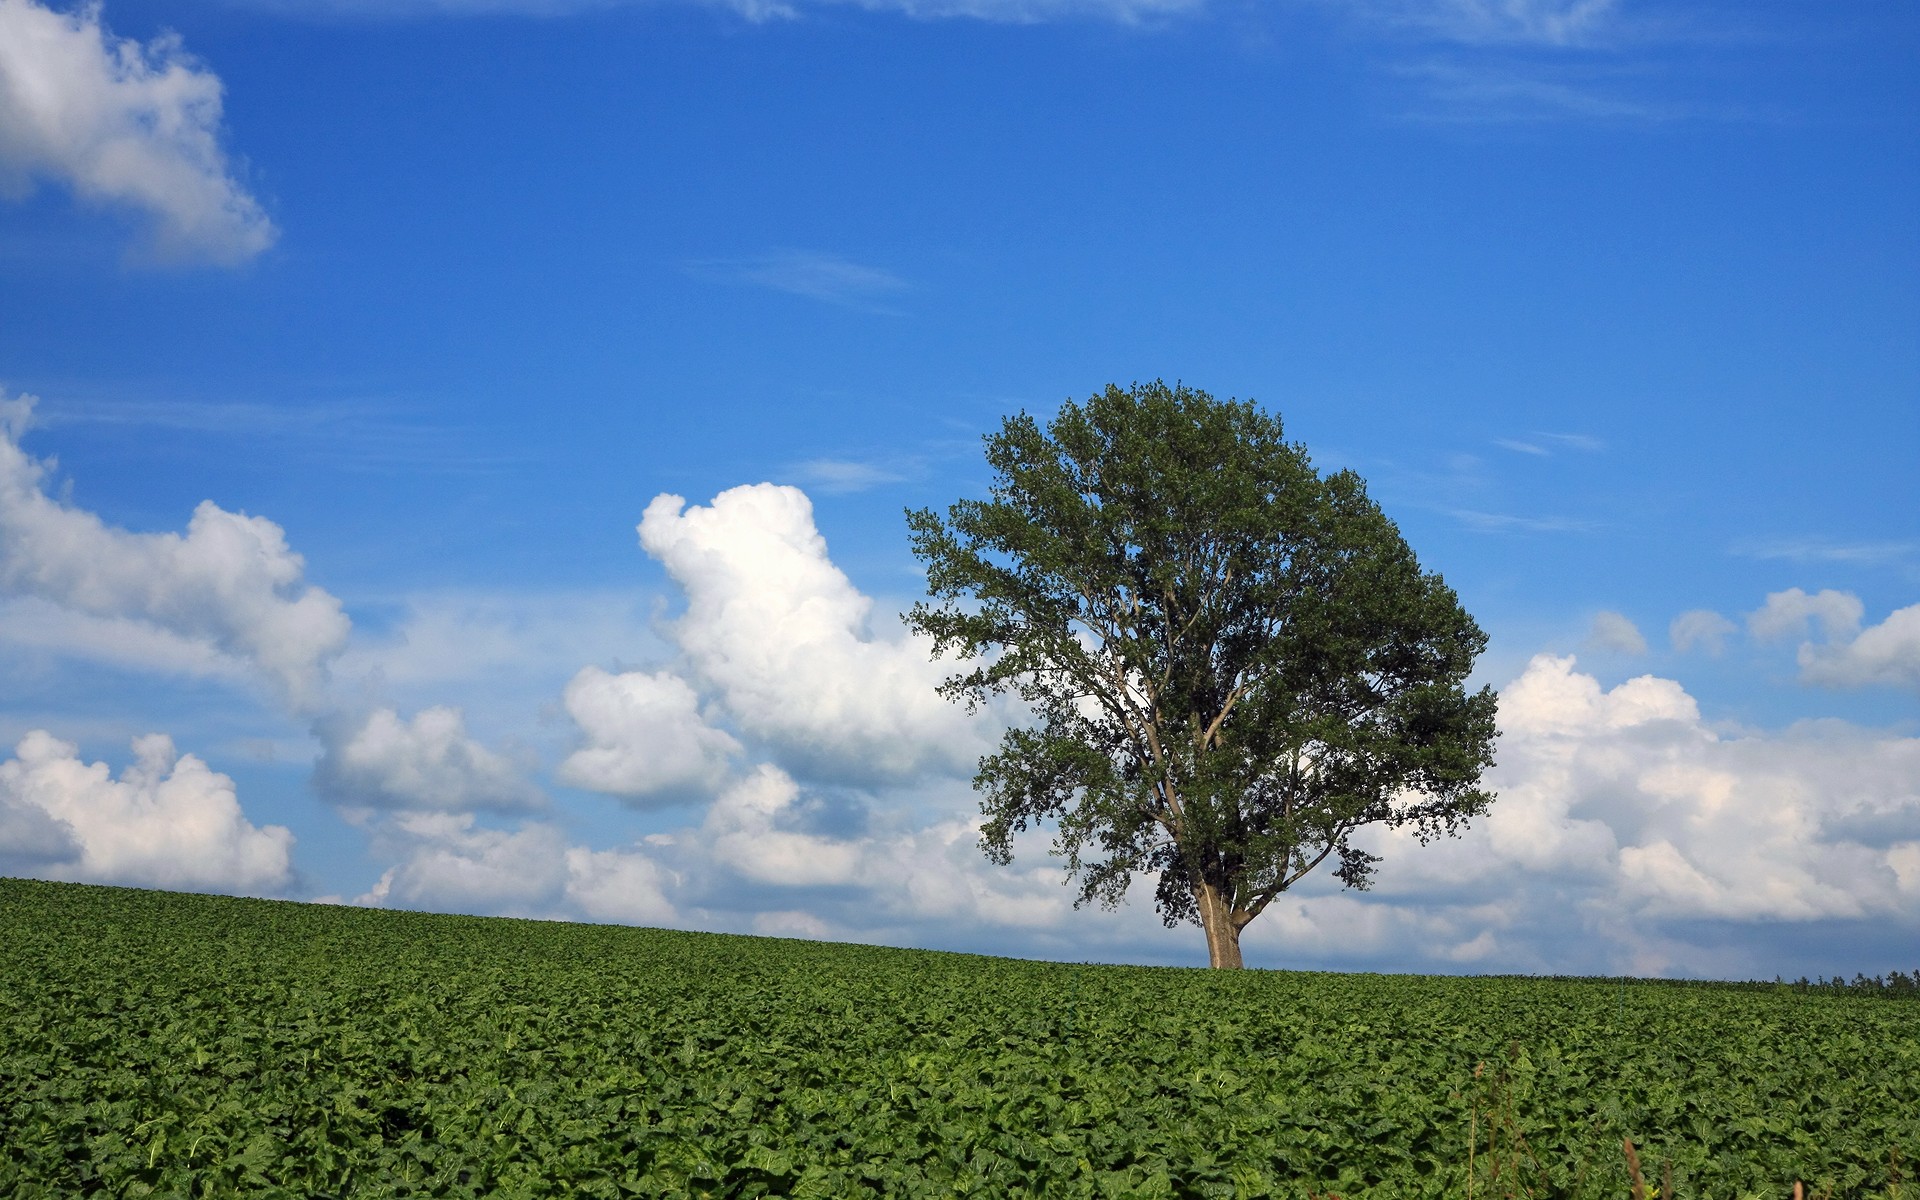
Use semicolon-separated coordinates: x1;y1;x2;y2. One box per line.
3;878;1914;1197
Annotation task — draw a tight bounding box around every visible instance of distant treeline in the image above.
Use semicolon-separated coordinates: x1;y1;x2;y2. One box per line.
1774;970;1920;997
1490;971;1920;998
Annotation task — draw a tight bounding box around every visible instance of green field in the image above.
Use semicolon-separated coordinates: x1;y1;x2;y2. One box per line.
2;878;1914;1198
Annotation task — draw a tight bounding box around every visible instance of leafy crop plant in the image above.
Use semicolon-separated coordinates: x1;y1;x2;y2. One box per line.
3;878;1915;1198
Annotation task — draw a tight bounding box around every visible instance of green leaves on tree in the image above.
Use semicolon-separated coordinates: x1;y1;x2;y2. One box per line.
907;381;1499;968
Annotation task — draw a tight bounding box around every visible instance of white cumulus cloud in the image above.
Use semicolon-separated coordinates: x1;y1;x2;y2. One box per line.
0;729;294;893
1747;589;1920;694
353;811;679;925
346;627;1920;976
0;393;350;707
693;765;1084;934
701;764;866;887
1798;603;1920;693
638;483;985;781
0;0;274;264
1339;655;1920;975
1585;609;1647;655
0;594;253;681
347;753;1086;949
1496;656;1869;922
328;587;666;693
1748;587;1864;643
1669;608;1736;655
558;666;741;802
1497;652;1698;737
564;843;679;926
314;706;545;813
356;813;571;914
0;765;81;872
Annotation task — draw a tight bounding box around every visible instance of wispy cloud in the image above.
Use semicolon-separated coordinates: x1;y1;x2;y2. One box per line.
210;0;1730;138
39;397;377;435
240;0;1202;24
1537;431;1604;451
228;0;1622;36
1335;0;1761;125
1448;508;1600;534
1495;431;1606;456
33;397;524;473
1382;0;1623;49
1731;537;1917;568
786;457;914;494
685;250;910;311
1494;438;1549;456
1395;59;1689;123
821;0;1201;20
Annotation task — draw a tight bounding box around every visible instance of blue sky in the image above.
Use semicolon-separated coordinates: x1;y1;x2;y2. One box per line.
1;0;1915;977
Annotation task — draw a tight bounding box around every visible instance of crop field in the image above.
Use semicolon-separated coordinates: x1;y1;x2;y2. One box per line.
2;878;1915;1199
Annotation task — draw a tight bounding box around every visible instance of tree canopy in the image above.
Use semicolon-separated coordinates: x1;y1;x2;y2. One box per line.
905;382;1498;968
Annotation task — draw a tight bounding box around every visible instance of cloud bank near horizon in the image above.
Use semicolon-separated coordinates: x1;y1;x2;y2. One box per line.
1;398;1914;976
0;729;295;893
1328;654;1920;976
272;562;1920;969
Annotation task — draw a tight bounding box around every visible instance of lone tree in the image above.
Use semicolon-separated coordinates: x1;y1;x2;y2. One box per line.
906;382;1498;968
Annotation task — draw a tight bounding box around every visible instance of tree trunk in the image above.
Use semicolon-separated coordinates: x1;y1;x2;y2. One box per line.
1195;882;1244;969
